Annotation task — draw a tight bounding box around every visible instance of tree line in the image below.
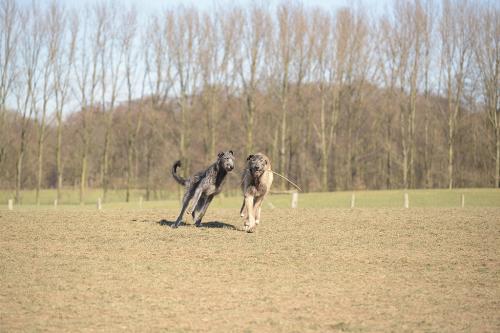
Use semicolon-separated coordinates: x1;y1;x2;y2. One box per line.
0;0;498;204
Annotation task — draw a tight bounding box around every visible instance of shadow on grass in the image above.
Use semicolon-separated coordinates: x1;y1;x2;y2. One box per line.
156;219;239;230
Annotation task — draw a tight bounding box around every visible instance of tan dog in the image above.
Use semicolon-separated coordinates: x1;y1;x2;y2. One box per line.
240;153;273;233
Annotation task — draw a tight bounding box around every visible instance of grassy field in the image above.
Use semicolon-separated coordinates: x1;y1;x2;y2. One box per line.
1;206;499;332
1;188;499;210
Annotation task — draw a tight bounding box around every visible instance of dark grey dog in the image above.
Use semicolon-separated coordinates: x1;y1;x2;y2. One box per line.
171;151;234;228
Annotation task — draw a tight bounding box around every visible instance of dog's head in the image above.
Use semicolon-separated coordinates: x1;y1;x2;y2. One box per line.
217;150;234;172
246;154;268;178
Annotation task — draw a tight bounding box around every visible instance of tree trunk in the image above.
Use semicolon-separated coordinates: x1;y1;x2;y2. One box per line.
386;113;392;189
202;89;217;162
35;101;48;206
79;120;89;206
245;94;254;156
272;125;279;170
35;127;45;206
304;102;312;192
424;108;431;188
179;95;189;176
79;152;87;205
447;114;454;189
319;92;328;192
409;85;417;188
126;139;132;203
56;111;63;202
15;130;26;205
145;138;152;201
330;133;337;190
209;90;216;159
102;127;111;202
278;57;289;190
279;99;287;190
299;97;312;192
400;100;409;190
496;125;499;188
346;101;353;190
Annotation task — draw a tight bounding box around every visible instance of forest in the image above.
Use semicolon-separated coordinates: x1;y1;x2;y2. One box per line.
0;0;498;204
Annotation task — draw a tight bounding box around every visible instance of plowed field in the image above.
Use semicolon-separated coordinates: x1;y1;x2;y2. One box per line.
1;208;499;332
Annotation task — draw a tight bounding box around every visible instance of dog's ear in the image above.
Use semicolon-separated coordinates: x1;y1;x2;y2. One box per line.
247;154;254;161
229;150;233;155
218;152;224;158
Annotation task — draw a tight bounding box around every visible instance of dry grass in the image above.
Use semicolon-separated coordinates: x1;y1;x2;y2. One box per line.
1;207;499;332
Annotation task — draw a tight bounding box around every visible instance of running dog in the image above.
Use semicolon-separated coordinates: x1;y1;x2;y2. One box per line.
171;151;234;228
240;153;273;233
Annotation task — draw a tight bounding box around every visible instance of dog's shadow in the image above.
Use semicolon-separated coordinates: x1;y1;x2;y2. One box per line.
157;219;238;230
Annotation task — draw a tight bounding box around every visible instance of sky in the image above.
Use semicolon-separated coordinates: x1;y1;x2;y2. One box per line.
17;0;392;17
10;0;393;114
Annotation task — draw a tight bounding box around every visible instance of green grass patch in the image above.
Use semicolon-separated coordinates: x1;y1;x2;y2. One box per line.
1;188;498;210
263;188;500;208
0;188;175;206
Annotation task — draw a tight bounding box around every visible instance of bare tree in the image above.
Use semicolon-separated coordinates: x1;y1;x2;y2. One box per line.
121;7;147;203
99;3;128;202
382;1;420;189
474;3;500;187
13;3;44;204
377;7;406;189
139;13;174;202
439;0;473;189
377;1;430;189
273;3;294;189
421;0;437;188
0;0;19;169
34;2;62;206
236;4;270;156
406;1;427;188
166;7;200;176
288;5;313;191
53;4;75;202
1;1;499;196
144;13;172;109
310;9;333;191
335;7;372;190
72;5;105;204
198;7;238;162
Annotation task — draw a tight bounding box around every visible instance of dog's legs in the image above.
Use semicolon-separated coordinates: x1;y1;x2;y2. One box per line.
173;190;192;228
255;207;261;224
187;186;204;215
244;195;256;232
192;194;206;220
194;194;214;227
239;198;246;218
253;196;264;226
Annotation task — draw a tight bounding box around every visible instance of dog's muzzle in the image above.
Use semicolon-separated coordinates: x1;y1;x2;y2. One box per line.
251;168;263;177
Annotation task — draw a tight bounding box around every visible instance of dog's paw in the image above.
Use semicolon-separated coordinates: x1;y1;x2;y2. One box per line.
246;225;256;233
255;220;260;225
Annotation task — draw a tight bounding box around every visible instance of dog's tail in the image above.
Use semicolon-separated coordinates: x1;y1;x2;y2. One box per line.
171;160;186;186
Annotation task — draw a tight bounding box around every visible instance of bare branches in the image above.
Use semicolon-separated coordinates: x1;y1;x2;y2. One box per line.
0;0;498;196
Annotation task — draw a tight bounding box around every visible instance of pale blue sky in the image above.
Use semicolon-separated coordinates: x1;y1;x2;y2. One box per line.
10;0;393;113
17;0;392;16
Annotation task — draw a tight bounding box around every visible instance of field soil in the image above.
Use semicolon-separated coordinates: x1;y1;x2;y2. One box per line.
1;208;499;332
